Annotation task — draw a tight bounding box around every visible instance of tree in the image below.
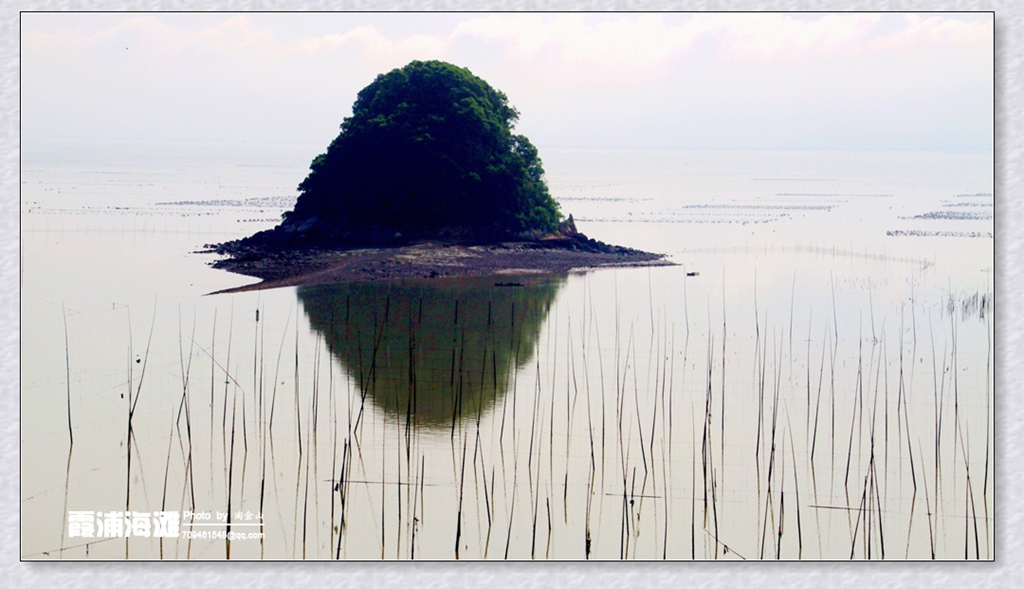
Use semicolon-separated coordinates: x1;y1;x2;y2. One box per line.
283;60;562;240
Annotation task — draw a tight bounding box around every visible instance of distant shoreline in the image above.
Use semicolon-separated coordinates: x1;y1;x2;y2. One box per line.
203;236;673;294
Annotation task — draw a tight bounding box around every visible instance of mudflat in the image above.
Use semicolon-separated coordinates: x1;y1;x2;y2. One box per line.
204;236;672;294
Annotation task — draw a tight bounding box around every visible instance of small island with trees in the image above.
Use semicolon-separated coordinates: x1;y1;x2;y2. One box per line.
209;60;670;292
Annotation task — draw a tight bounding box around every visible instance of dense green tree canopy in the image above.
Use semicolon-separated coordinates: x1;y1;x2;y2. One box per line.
284;60;562;239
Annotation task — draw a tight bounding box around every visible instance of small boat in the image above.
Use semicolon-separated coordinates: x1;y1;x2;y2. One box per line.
686;271;699;277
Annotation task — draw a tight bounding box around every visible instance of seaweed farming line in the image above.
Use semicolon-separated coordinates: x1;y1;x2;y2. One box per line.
774;193;894;198
557;197;655;203
672;245;932;266
575;216;779;225
905;211;993;221
671;204;836;211
156;196;299;207
886;231;993;239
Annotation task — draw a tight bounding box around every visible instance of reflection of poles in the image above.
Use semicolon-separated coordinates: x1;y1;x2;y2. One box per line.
60;302;74;558
59;440;73;559
353;292;390;433
62;303;73;447
125;303;156;559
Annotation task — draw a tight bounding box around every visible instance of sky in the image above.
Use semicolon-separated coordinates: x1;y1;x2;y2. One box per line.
20;12;994;152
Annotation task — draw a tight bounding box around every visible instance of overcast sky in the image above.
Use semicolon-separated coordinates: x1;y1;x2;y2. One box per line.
20;12;993;152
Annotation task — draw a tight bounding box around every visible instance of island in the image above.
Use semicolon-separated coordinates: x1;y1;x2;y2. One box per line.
207;60;671;293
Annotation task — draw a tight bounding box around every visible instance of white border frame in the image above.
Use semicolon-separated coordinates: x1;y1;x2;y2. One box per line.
5;1;1015;586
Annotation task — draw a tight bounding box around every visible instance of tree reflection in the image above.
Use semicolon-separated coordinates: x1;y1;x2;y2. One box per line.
297;276;565;429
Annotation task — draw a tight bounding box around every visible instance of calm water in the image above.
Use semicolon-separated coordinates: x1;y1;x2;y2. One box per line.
21;140;993;559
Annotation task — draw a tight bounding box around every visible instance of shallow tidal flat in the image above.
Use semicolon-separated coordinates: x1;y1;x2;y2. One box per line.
21;145;993;560
207;238;673;294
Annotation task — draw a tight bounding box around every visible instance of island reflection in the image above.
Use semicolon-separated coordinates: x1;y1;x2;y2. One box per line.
297;275;565;429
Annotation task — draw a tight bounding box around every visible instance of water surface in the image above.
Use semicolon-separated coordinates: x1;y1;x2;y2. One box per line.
21;141;993;559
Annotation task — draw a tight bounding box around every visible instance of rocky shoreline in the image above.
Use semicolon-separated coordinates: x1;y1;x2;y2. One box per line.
203;232;672;294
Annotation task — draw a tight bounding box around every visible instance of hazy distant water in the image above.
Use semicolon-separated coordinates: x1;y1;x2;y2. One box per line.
21;140;993;560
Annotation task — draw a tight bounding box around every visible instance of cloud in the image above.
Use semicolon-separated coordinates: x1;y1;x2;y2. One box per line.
190;15;275;53
20;12;992;150
450;13;991;80
867;14;993;52
698;13;882;62
452;14;696;85
24;12;991;92
294;25;449;70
